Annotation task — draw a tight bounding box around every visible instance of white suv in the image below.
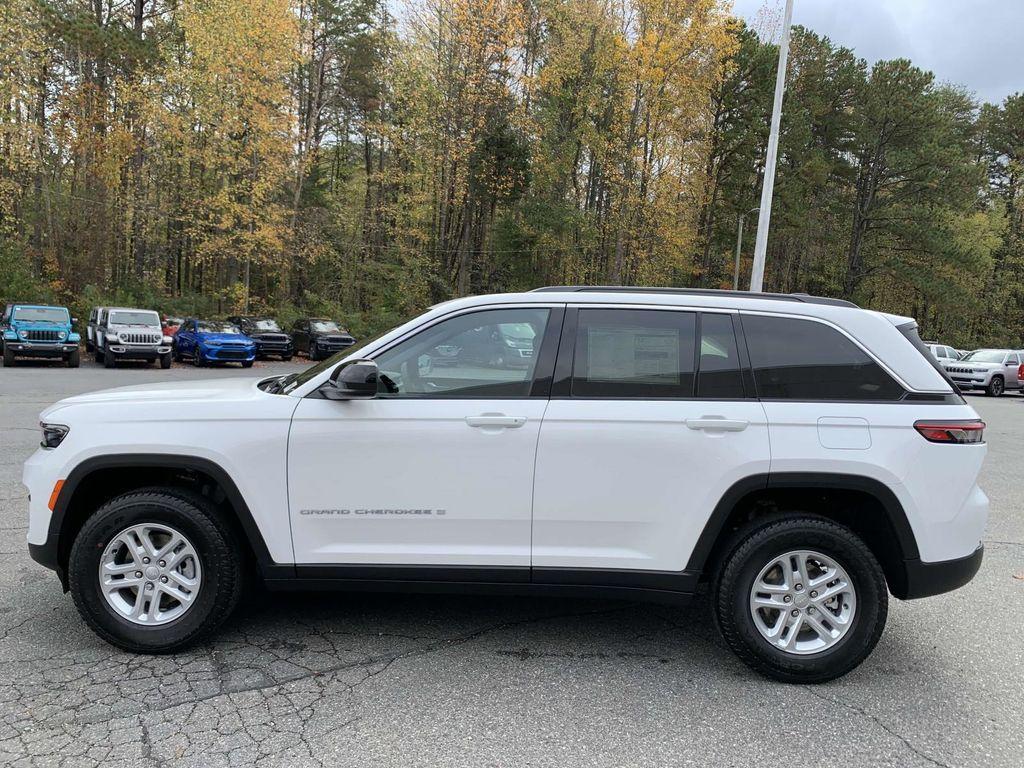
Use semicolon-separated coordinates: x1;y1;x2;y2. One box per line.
23;287;988;682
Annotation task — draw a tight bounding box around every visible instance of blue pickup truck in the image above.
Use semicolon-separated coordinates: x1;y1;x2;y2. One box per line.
1;303;81;367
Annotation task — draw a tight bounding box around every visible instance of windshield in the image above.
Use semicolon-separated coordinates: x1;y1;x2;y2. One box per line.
310;320;342;332
13;306;68;324
962;350;1007;363
198;320;241;334
109;310;160;327
164;317;183;325
251;319;282;331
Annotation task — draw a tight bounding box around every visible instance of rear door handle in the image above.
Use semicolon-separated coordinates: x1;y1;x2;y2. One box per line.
465;415;527;429
685;417;749;432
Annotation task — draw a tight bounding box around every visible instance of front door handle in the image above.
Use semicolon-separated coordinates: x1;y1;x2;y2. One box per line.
465;415;527;429
685;417;749;432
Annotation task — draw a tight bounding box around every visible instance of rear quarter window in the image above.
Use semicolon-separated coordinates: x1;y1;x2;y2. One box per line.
742;314;904;401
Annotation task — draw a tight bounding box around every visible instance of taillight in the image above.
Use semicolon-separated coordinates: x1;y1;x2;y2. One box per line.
1018;363;1024;380
914;420;985;444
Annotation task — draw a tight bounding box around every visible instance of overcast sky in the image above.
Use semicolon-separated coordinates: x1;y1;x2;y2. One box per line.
731;0;1023;105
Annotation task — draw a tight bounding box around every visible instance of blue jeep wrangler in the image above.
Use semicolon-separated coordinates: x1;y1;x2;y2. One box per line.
1;303;81;367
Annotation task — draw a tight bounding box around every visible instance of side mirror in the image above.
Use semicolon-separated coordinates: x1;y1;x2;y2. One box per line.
71;317;78;325
325;358;379;400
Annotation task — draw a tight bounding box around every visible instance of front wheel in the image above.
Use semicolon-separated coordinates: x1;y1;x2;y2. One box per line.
2;345;14;366
159;352;172;369
68;488;243;653
986;376;1004;397
308;343;319;361
103;348;116;368
192;350;205;367
241;360;253;369
713;516;887;683
66;348;81;368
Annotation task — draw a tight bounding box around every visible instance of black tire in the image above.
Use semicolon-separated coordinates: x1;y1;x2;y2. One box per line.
713;516;888;684
2;344;13;366
192;350;205;367
986;376;1004;397
159;352;172;369
68;488;243;653
281;354;293;362
66;348;81;368
104;348;116;368
95;349;104;363
86;340;94;353
173;344;181;362
308;343;319;361
241;360;253;368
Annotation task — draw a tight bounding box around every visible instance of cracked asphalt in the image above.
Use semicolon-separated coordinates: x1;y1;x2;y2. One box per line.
0;358;1022;767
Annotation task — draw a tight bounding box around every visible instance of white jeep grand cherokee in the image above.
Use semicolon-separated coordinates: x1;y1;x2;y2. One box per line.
23;287;988;682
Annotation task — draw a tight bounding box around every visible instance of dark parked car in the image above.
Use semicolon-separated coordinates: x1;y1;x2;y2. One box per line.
227;316;293;360
291;318;355;360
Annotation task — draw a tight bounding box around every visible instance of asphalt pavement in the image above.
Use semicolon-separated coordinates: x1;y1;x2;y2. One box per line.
0;357;1021;767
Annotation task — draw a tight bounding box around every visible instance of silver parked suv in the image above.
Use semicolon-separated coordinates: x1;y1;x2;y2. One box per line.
943;348;1023;396
93;307;173;369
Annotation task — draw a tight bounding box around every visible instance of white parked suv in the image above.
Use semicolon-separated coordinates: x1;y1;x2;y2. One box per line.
23;287;988;682
942;349;1024;397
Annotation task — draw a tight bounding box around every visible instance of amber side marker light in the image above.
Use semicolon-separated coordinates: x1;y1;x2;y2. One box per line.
914;420;985;444
47;480;64;512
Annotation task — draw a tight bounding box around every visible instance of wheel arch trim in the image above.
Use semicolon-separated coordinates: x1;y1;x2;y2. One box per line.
44;453;288;583
685;471;921;572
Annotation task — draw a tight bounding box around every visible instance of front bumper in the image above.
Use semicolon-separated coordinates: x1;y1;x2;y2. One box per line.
896;545;984;600
107;345;171;360
255;341;293;357
4;342;78;358
203;346;256;362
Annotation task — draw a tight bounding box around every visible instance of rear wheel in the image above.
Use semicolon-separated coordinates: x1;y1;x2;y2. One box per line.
68;488;243;653
713;516;887;683
986;376;1004;397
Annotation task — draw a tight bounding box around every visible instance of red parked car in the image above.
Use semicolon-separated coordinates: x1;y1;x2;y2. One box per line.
162;316;183;337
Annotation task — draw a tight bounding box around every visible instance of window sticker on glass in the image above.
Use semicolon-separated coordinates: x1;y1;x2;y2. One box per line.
586;326;680;384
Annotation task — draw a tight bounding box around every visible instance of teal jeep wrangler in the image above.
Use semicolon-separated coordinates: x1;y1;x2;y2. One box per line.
1;304;81;367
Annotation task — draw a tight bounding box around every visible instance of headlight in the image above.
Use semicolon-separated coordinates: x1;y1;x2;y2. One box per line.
18;330;28;339
40;423;69;449
58;331;67;340
162;335;173;344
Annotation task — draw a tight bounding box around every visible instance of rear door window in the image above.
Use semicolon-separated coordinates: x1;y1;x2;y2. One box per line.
742;314;903;401
571;309;696;398
697;313;745;398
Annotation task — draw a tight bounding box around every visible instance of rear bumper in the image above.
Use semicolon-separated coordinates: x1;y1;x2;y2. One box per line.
895;545;984;600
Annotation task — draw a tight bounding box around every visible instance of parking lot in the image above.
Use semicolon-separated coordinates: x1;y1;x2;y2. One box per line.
0;360;1021;767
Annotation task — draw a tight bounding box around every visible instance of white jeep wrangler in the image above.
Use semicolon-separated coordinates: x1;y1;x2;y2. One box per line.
23;287;988;682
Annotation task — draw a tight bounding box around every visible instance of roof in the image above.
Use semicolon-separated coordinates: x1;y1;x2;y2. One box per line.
531;285;857;308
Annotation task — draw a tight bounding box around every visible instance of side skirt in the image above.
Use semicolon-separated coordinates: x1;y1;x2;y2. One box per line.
265;564;699;607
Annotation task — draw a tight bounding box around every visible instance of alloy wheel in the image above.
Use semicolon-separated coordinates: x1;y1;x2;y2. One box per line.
748;549;856;655
97;523;203;626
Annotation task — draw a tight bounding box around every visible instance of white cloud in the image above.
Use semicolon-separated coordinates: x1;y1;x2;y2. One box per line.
730;0;1023;104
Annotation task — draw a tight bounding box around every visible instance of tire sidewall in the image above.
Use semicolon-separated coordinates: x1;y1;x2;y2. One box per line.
717;519;887;682
69;492;239;652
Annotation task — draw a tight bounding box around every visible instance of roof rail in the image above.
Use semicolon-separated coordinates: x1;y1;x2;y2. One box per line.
530;285;858;308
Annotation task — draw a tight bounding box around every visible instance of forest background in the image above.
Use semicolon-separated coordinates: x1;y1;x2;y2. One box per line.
1;0;1021;345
